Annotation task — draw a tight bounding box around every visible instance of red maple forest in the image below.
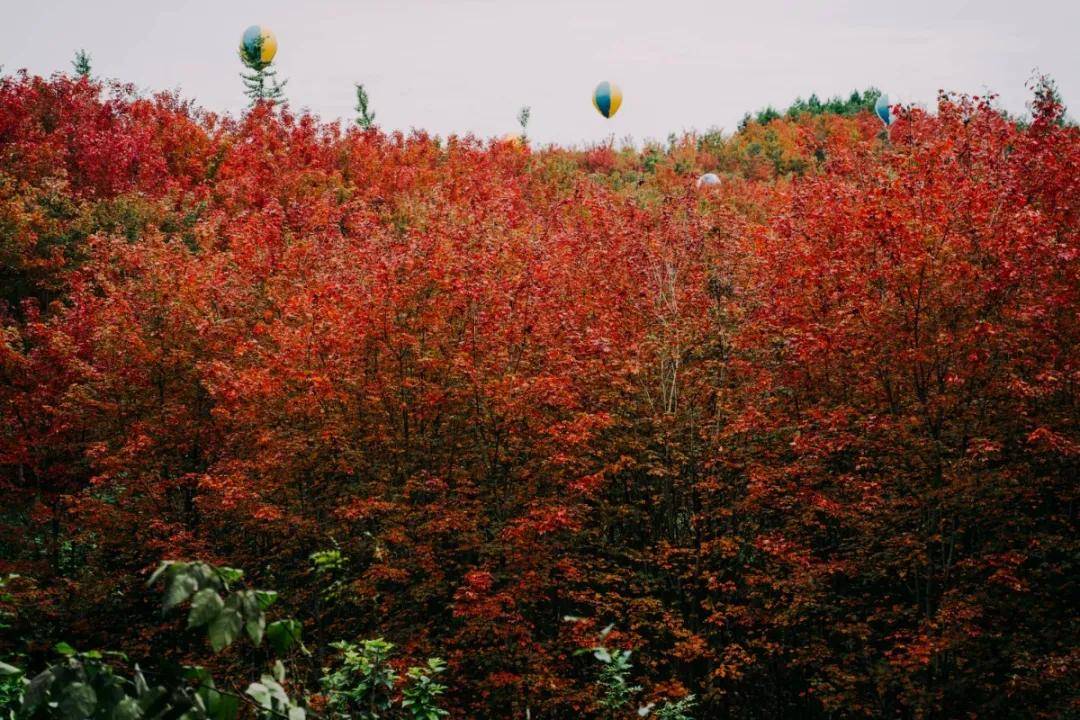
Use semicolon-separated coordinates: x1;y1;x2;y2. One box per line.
0;69;1076;719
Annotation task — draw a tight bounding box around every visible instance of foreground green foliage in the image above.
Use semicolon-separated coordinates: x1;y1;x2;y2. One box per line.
400;660;448;720
320;640;448;720
3;563;305;720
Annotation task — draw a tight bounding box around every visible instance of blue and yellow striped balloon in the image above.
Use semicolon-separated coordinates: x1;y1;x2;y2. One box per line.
240;25;278;65
593;81;623;119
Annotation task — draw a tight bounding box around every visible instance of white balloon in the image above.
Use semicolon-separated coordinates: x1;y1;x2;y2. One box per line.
696;173;721;188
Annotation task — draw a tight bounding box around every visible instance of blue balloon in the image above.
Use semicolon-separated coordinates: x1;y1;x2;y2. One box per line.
875;94;892;125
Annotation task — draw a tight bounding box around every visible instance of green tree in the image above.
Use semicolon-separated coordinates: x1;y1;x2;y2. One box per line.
309;547;348;601
239;38;287;106
321;639;396;719
573;622;695;720
354;84;376;130
400;658;449;720
575;625;640;719
741;87;882;128
71;50;91;79
654;694;696;720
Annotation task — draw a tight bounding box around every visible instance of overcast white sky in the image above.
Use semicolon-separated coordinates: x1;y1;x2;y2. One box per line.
1;0;1076;145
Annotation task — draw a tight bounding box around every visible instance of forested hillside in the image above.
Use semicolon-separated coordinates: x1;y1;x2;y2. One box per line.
1;71;1077;719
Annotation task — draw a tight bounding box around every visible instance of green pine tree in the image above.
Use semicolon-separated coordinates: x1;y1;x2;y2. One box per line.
354;83;376;129
239;37;287;107
72;49;92;79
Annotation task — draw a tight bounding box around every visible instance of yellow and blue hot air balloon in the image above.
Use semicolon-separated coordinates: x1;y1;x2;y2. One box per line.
240;25;278;65
874;93;893;126
593;81;623;119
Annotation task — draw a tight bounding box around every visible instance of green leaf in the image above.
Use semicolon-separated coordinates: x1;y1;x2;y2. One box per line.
266;619;301;654
187;563;218;590
216;567;244;585
271;660;285;683
163;573;199;612
113;696;143;720
259;676;289;706
253;590;278;610
236;591;265;645
195;680;222;718
147;561;177;587
0;660;22;676
210;693;239;720
22;669;55;714
245;683;271;710
54;642;78;656
245;612;265;646
287;706;305;720
59;682;97;720
133;666;149;697
183;666;212;685
187;589;224;629
208;607;242;652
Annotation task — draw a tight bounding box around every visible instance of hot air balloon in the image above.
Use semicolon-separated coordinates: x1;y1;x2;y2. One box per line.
874;93;893;126
593;81;623;119
696;173;721;188
240;25;278;65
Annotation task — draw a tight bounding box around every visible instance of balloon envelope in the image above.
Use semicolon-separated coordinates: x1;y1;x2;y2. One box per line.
874;94;892;125
696;173;721;187
241;25;277;64
593;81;623;119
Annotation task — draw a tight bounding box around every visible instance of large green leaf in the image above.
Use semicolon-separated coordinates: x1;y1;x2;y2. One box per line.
187;589;224;629
208;608;243;652
245;682;271;710
163;574;199;612
147;561;178;588
236;591;265;645
266;619;301;654
253;590;278;610
59;682;97;720
259;676;289;707
209;693;239;720
215;567;244;586
22;668;55;714
113;696;143;720
245;612;265;647
0;660;22;676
